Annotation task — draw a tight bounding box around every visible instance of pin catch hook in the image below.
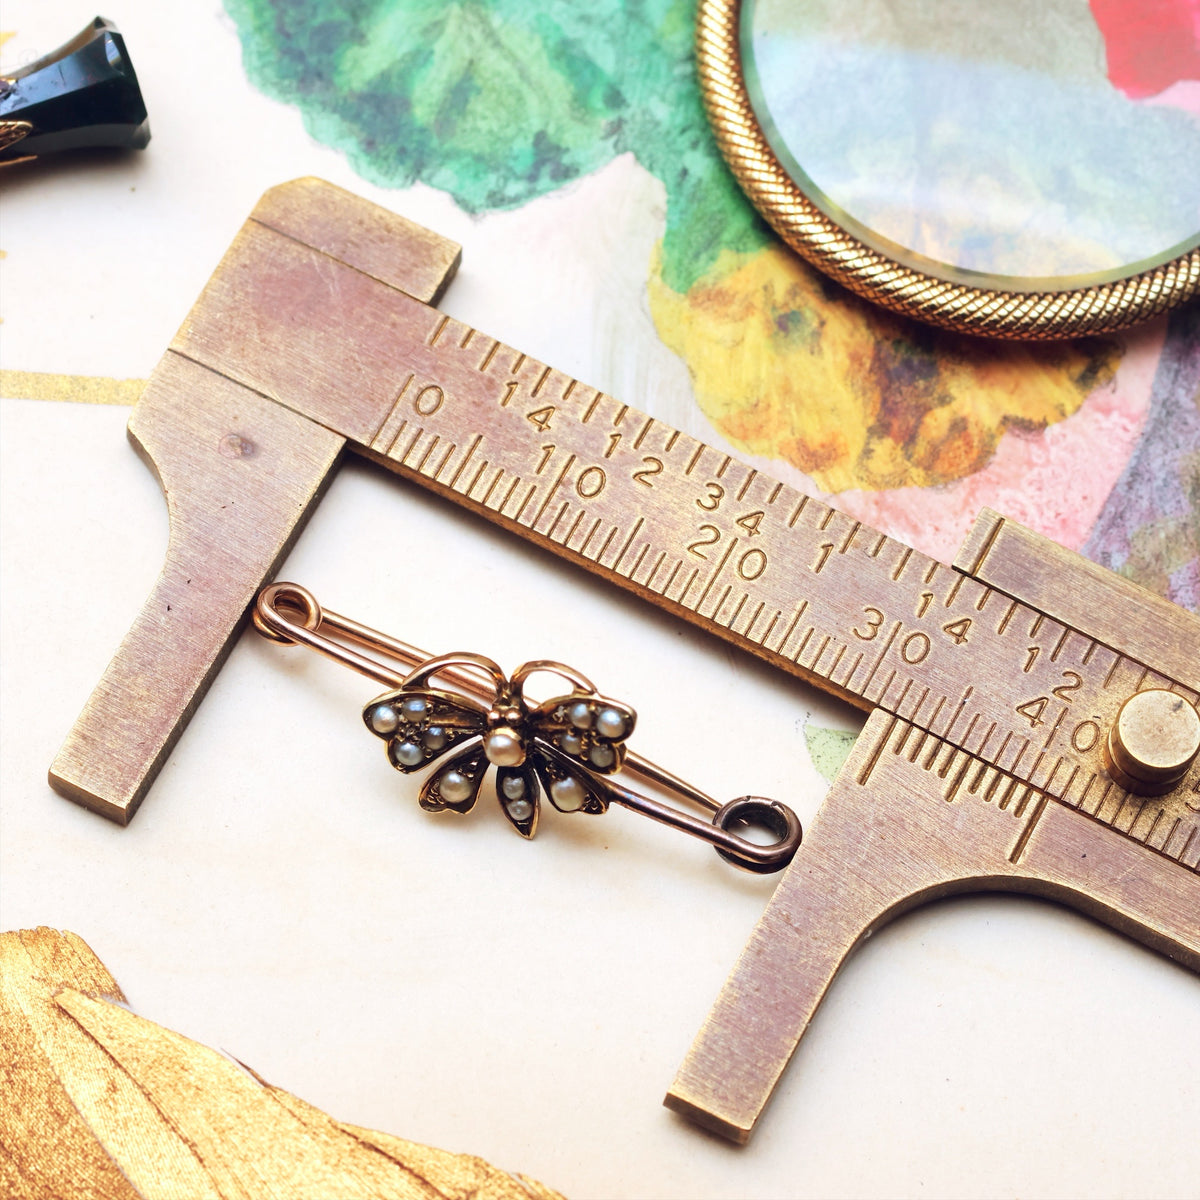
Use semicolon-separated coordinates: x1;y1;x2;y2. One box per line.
253;583;802;873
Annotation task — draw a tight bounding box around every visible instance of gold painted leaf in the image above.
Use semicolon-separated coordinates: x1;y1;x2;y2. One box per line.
0;928;566;1200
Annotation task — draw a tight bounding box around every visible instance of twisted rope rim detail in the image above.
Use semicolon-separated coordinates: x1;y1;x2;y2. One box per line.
697;0;1200;340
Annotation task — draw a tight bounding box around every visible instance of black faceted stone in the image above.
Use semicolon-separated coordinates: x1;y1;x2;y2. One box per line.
0;17;150;161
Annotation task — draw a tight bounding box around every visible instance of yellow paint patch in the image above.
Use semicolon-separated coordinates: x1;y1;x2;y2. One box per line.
648;244;1122;493
0;32;17;50
0;369;144;405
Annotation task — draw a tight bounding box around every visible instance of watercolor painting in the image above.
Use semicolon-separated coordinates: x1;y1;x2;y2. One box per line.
207;2;1199;611
223;0;1199;608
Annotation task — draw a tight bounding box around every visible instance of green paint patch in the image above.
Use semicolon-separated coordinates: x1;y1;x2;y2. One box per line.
225;0;767;292
804;724;857;785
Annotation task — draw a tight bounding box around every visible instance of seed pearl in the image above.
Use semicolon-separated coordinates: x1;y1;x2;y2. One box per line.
559;730;584;756
568;702;593;729
588;743;615;769
550;777;585;812
424;725;447;750
500;774;526;800
439;770;473;803
393;741;423;767
506;797;533;822
401;696;428;720
368;704;399;734
484;727;526;766
596;708;626;739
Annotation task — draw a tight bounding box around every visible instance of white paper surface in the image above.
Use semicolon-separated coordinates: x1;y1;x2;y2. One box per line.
2;5;1197;1198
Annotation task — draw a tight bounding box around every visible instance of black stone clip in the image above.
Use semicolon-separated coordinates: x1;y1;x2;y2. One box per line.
0;17;150;164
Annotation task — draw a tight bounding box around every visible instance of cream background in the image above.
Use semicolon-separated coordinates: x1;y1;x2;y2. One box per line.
2;5;1198;1198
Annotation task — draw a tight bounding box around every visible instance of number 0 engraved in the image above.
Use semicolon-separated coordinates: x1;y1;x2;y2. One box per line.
414;384;444;416
576;466;606;498
901;632;931;664
737;548;767;580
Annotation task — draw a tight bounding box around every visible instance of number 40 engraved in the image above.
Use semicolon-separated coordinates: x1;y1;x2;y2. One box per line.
1015;671;1098;753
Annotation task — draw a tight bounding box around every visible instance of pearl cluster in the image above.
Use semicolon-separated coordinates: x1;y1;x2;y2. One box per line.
369;696;453;771
364;678;635;838
499;771;534;822
552;699;628;772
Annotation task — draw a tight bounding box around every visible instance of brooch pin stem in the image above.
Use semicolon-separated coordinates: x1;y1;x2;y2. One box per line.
254;583;802;872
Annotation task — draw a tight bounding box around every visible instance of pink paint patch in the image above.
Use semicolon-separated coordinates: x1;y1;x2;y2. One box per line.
1089;0;1200;100
836;321;1168;563
1141;78;1200;116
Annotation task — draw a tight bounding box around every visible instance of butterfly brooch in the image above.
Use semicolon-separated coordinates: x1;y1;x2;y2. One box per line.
362;652;636;838
254;582;802;870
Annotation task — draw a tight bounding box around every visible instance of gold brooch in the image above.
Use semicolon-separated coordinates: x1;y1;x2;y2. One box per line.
254;582;802;873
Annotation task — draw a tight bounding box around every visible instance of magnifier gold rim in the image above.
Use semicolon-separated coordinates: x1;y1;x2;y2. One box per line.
697;0;1200;340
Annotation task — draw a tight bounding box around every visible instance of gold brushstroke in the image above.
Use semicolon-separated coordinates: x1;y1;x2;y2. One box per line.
0;929;142;1200
0;369;146;405
1;928;566;1200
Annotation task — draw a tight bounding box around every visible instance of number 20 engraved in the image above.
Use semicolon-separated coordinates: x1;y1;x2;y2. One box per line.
686;526;769;580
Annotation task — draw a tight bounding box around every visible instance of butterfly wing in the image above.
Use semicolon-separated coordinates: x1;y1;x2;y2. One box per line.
418;740;488;814
495;764;541;838
363;688;487;774
534;742;613;816
530;693;636;776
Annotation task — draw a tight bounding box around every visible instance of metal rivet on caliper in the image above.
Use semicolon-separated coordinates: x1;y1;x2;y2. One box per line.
1105;689;1200;796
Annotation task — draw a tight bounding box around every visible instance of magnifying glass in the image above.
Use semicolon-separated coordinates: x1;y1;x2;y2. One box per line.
699;0;1200;338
